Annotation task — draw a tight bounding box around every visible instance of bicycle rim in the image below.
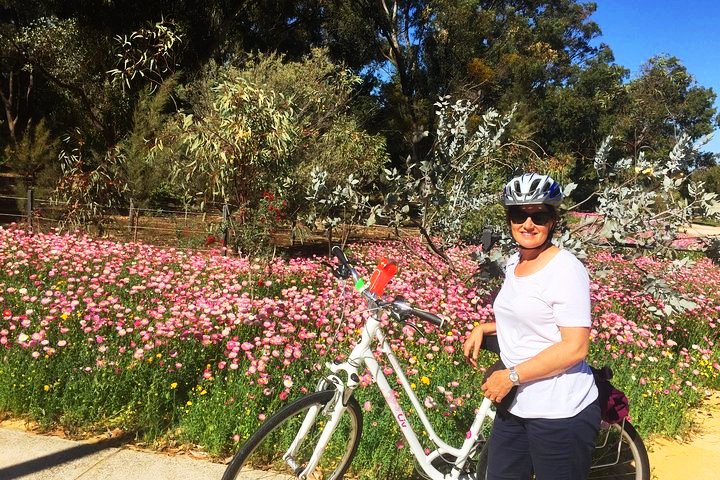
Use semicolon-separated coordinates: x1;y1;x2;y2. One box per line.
589;421;650;480
223;390;363;480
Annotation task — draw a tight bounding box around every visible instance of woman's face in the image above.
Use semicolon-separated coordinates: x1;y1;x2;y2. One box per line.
507;204;555;249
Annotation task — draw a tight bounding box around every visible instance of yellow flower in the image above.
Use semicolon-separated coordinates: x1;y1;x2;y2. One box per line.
410;383;416;390
200;389;207;396
43;385;50;392
420;376;430;385
186;400;193;406
170;382;178;390
60;313;69;320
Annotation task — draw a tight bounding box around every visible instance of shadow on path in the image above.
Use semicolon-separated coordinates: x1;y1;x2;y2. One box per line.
0;432;134;479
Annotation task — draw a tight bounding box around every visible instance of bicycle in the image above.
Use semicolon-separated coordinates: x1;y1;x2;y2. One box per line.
223;246;650;480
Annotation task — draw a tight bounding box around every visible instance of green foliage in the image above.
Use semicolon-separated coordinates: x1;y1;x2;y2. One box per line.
614;55;719;167
691;164;720;196
537;47;629;162
14;17;89;87
239;49;389;208
3;119;60;191
148;49;389;249
303;167;375;246
381;95;515;247
7;15;128;142
231;191;290;256
165;71;298;208
108;19;184;93
2;0;720;244
591;134;720;254
53;131;128;233
120;76;186;208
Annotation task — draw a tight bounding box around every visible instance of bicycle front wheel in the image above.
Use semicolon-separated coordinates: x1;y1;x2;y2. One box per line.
589;421;650;480
223;390;363;480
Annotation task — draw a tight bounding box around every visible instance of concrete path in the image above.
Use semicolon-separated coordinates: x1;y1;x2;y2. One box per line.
681;223;720;237
0;427;227;480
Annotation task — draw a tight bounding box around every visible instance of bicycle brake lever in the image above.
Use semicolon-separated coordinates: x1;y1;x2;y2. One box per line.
322;260;351;279
404;322;426;338
334;265;351;279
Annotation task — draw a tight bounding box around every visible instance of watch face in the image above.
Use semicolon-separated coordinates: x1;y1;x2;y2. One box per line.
509;369;519;383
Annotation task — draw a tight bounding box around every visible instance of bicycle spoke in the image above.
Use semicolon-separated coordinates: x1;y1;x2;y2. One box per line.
224;391;363;480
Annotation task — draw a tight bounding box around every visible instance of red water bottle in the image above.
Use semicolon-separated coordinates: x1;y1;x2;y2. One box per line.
368;258;397;295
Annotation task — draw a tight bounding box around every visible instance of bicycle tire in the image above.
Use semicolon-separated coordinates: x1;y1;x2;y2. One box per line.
223;390;363;480
589;420;650;480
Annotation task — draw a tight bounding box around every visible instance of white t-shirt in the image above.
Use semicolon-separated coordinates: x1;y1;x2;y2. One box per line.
493;249;598;419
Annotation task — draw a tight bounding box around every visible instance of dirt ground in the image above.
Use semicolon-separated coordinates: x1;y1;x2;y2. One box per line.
647;390;720;479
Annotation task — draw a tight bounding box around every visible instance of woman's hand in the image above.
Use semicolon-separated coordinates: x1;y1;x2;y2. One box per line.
463;324;492;368
481;369;514;403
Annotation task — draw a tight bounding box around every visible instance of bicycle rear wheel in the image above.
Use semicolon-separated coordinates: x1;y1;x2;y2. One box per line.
223;390;363;480
473;420;649;480
589;420;650;480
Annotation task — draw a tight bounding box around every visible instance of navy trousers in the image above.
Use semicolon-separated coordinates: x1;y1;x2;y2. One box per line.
486;401;601;480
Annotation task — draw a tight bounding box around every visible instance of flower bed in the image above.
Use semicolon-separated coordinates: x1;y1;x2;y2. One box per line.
1;226;719;478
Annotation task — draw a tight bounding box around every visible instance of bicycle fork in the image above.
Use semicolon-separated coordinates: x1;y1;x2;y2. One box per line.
282;390;348;479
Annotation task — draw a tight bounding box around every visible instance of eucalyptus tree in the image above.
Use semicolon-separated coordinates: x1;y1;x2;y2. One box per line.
325;1;605;167
615;55;719;168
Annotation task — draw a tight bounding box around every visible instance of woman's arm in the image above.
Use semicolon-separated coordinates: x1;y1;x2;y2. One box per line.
462;322;497;368
512;326;590;382
481;326;590;401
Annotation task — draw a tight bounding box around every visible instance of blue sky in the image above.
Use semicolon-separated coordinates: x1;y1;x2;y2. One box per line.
590;0;720;154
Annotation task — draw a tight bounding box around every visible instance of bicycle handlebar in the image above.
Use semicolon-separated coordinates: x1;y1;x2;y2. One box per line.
330;246;445;329
410;308;444;328
376;297;445;328
331;245;349;269
331;245;356;281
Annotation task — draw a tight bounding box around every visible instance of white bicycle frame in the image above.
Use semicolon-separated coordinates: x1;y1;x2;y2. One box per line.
287;287;495;480
282;249;636;479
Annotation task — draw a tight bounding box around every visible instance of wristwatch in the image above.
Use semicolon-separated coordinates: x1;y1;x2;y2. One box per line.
508;367;521;386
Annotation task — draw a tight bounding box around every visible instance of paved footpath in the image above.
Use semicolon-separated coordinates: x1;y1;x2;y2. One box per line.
0;426;228;480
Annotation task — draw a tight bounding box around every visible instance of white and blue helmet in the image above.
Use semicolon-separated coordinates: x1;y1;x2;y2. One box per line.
502;173;563;207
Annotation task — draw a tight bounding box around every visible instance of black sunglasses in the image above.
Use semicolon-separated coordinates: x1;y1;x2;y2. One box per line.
507;208;553;226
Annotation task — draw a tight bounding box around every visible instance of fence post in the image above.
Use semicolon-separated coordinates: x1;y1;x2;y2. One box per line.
128;199;140;242
128;199;135;234
26;189;34;234
222;203;230;256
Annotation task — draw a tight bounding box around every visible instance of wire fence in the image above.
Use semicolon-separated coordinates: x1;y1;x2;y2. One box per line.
0;191;252;254
0;191;399;255
2;190;717;258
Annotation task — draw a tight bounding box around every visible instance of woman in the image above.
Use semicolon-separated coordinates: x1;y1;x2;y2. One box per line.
463;173;599;480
